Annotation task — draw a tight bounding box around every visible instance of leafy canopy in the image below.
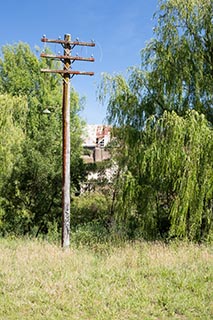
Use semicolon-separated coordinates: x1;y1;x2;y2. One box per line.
100;0;213;126
99;0;213;241
0;42;85;236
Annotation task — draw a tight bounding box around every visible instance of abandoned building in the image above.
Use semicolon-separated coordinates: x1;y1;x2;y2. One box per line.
82;124;111;163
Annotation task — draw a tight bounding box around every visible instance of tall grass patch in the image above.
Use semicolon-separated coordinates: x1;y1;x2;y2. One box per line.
0;238;212;319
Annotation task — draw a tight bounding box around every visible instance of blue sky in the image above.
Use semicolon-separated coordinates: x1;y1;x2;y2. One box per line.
0;0;159;124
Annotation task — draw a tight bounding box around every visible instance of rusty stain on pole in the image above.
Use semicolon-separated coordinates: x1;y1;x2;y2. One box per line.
62;33;71;248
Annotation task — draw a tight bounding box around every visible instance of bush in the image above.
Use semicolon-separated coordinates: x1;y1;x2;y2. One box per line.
71;222;109;246
71;192;112;228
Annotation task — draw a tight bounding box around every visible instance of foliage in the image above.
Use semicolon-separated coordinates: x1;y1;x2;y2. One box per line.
84;159;115;192
0;94;27;187
113;111;213;240
99;0;213;241
0;43;85;236
71;192;111;227
100;0;213;125
71;222;109;246
1;116;62;235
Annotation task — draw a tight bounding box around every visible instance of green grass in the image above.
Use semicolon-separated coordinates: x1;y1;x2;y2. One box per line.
0;238;212;319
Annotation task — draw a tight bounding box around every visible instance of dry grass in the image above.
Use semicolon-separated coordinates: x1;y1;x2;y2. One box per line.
0;238;212;319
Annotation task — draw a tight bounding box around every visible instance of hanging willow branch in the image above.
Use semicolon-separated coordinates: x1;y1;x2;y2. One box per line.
113;110;213;240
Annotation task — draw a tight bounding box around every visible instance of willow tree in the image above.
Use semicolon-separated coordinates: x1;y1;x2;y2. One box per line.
113;111;213;240
141;0;213;123
99;0;213;240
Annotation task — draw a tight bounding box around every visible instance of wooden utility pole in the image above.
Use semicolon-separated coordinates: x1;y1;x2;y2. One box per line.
41;34;95;248
62;34;71;248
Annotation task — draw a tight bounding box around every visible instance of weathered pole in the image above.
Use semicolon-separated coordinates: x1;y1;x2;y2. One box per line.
40;34;95;248
62;34;71;248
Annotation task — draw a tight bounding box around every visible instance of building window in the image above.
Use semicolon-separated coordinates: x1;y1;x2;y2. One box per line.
99;138;105;147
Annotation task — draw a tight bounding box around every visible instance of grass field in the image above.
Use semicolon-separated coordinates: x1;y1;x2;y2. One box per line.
0;238;212;320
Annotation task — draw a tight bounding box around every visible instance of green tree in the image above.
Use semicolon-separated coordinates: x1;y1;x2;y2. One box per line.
0;43;85;235
100;0;213;126
0;94;27;186
113;111;212;240
143;0;213;122
0;94;27;230
99;0;213;241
